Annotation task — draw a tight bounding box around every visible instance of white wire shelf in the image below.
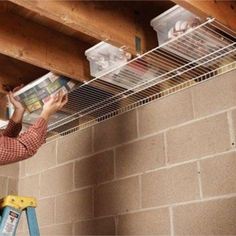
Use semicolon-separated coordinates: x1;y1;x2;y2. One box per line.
34;18;235;141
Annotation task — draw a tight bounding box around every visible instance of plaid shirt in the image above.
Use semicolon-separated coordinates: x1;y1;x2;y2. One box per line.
0;118;47;165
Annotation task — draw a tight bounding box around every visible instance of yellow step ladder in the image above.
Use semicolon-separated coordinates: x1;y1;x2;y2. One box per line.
0;195;39;236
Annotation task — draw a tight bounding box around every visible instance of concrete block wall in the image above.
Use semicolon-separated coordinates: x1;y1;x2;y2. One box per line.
0;163;19;197
14;69;236;235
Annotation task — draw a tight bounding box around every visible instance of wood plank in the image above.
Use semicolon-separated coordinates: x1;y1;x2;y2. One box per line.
7;0;164;54
0;11;90;82
172;0;236;31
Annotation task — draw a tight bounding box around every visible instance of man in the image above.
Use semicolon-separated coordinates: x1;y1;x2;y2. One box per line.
0;89;68;165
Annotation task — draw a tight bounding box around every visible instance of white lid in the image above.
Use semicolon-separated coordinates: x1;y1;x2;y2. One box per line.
85;41;110;55
150;5;190;27
13;72;59;96
85;41;124;57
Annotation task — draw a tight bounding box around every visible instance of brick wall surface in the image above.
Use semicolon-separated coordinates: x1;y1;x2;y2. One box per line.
6;69;236;235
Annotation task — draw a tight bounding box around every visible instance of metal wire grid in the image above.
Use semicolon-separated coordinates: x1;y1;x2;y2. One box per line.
44;18;235;141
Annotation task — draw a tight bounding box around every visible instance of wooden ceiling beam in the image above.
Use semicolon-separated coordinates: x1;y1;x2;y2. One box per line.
7;0;159;54
172;0;236;31
0;11;90;82
0;54;47;92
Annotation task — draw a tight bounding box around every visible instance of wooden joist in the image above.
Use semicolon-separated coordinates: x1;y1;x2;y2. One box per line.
0;54;47;91
0;11;90;82
7;0;159;54
173;0;236;31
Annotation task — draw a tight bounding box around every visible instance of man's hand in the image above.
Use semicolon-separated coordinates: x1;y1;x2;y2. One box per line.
9;95;25;113
40;91;68;121
8;85;25;123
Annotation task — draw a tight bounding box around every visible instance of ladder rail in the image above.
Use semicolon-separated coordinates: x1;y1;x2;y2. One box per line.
26;207;40;236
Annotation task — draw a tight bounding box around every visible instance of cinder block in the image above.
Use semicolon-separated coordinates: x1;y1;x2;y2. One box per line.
7;178;18;195
37;198;55;226
57;128;92;163
167;113;231;164
192;70;236;117
117;208;170;235
0;163;19;178
201;152;236;197
55;188;93;223
94;111;138;151
0;177;8;197
18;174;40;197
25;141;57;175
142;163;199;207
74;150;114;188
74;217;115;235
173;197;236;235
19;161;26;178
40;163;73;197
138;90;194;136
231;109;236;140
116;134;165;177
94;177;140;216
40;223;73;236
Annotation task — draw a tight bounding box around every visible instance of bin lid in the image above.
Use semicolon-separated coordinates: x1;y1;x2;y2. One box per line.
150;5;185;27
13;72;58;96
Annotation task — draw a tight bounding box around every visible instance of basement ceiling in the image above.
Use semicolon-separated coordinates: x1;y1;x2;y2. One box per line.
0;0;235;140
0;0;175;89
3;1;174;45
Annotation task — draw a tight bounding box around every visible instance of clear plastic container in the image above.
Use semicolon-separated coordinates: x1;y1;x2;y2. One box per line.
150;5;200;45
14;72;76;113
85;41;131;78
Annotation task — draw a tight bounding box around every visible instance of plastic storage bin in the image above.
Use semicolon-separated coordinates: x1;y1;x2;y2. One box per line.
14;72;76;113
85;41;131;78
150;5;200;46
150;5;211;62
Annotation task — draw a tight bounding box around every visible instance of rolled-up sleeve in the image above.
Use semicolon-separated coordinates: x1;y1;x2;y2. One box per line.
2;119;22;138
0;118;48;165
